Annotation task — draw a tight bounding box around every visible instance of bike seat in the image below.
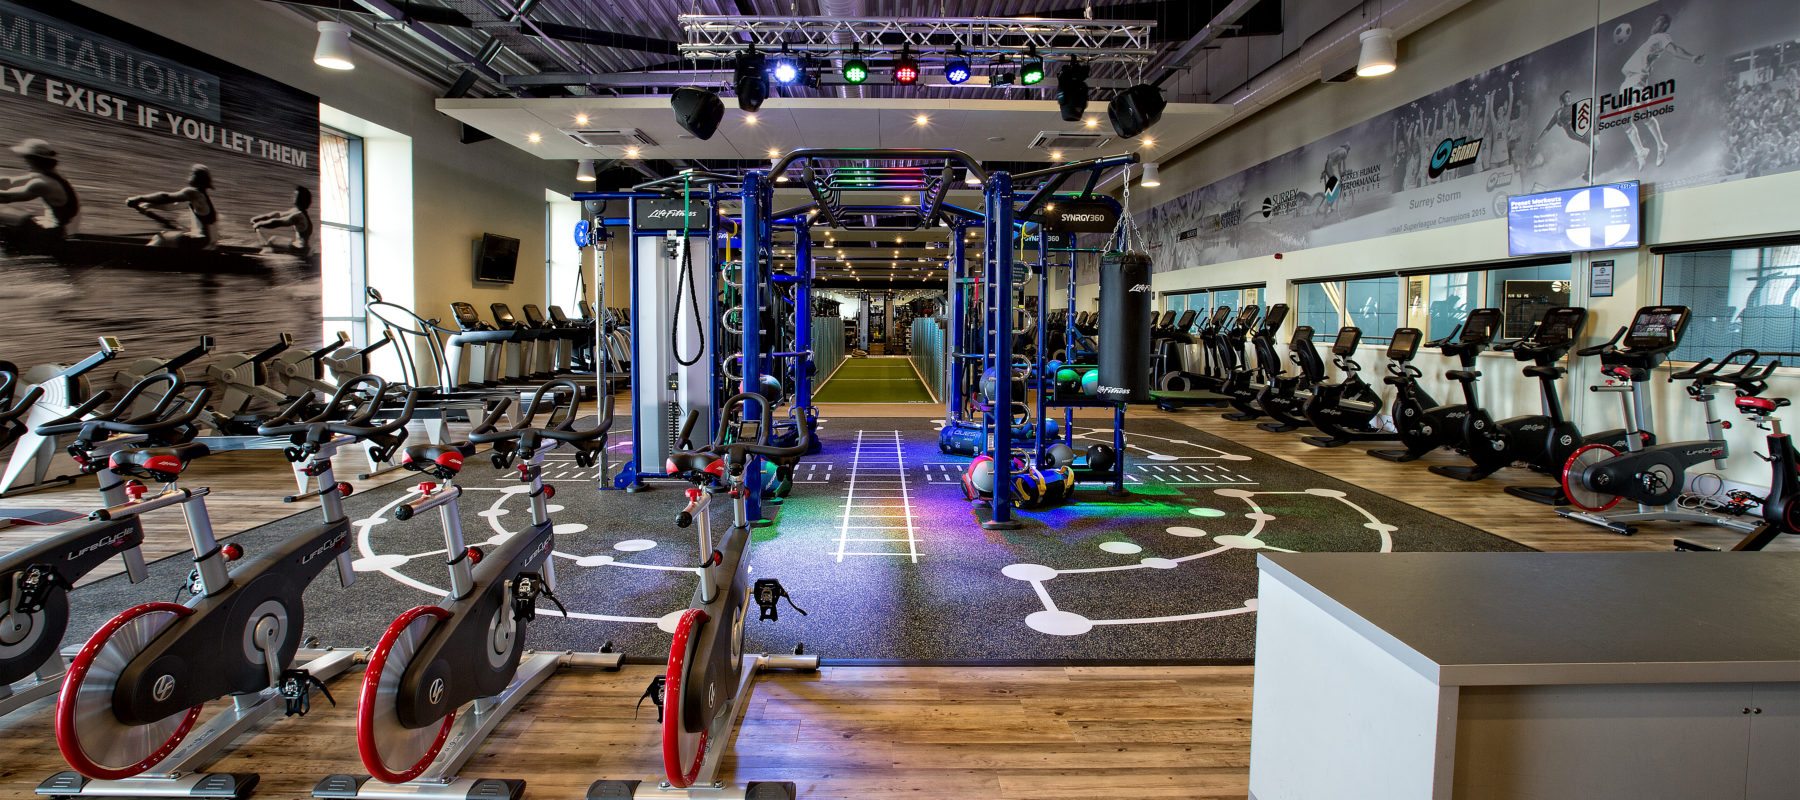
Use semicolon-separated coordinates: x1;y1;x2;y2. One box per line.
1737;396;1790;413
109;441;211;480
666;451;722;479
1445;369;1481;382
402;442;476;476
1522;365;1564;380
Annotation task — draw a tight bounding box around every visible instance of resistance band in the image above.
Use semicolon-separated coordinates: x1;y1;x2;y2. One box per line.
671;177;705;367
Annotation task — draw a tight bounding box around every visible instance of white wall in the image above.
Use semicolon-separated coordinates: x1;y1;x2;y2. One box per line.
75;0;574;359
1120;0;1800;491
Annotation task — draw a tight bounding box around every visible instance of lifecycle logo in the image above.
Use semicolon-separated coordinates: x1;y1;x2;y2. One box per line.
1428;137;1482;179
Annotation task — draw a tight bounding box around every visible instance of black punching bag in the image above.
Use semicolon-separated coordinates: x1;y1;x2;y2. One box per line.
1098;250;1153;403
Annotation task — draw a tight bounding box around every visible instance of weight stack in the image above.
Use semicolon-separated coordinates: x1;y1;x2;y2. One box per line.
1097;250;1153;404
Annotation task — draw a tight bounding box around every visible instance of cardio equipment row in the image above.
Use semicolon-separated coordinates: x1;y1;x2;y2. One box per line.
1149;300;1800;551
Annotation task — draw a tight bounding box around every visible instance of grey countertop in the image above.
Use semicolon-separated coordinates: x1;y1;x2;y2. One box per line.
1260;552;1800;686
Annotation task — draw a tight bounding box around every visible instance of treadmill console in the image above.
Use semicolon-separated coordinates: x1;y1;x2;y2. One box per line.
1234;305;1260;327
450;302;486;330
521;304;548;327
1260;303;1290;333
1174;308;1198;332
1387;328;1422;360
1623;305;1690;351
1207;305;1232;329
490;303;520;328
1331;326;1363;356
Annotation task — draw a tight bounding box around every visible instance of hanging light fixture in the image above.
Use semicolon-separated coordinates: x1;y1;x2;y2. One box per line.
1019;46;1045;85
1357;28;1398;77
313;21;354;70
892;46;920;86
1140;162;1162;188
576;159;597;182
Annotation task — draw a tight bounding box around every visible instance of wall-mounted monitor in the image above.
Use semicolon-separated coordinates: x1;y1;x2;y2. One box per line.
1506;181;1641;257
474;233;520;283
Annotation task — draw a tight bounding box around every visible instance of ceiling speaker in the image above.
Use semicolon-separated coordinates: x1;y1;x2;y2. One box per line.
671;87;724;141
1108;84;1167;139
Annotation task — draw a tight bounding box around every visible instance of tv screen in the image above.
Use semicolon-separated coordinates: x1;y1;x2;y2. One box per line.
475;233;520;283
1507;182;1641;256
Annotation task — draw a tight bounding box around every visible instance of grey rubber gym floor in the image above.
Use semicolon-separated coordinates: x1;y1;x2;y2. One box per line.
68;416;1530;665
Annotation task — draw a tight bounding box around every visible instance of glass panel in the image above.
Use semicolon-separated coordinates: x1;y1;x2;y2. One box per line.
1663;245;1800;363
1487;262;1572;338
1296;282;1341;337
320;131;354;226
1345;276;1400;342
1423;272;1479;339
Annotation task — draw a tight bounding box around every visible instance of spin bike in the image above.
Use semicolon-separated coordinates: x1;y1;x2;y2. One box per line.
1368;308;1501;463
328;380;619;800
1676;351;1800;551
589;392;818;800
1;376;211;720
43;377;414;799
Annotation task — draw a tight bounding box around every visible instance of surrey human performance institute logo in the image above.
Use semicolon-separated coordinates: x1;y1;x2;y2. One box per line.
1428;137;1482;179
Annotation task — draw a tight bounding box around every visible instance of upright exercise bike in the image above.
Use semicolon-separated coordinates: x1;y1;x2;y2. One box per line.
1368;308;1501;463
1300;327;1389;447
330;380;619;800
44;377;413;799
590;392;818;800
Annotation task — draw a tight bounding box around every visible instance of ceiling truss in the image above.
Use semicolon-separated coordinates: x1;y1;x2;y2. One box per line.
677;15;1158;65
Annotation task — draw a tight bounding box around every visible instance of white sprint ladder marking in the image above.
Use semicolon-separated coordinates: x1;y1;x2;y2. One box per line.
834;430;919;563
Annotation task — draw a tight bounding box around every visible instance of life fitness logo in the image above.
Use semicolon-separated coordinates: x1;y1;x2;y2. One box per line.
646;208;700;220
1428;137;1482;179
1128;283;1152;292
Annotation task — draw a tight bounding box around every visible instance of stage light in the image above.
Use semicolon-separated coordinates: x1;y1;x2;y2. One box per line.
735;50;768;112
1108;83;1167;138
1140;162;1162;187
576;159;596;182
892;47;919;85
945;50;972;85
771;55;801;85
1056;59;1090;121
1020;47;1045;85
989;54;1015;86
843;47;869;84
1357;28;1398;77
314;21;354;70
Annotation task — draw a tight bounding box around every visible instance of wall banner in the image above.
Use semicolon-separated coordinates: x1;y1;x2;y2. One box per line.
0;0;321;374
1135;0;1800;279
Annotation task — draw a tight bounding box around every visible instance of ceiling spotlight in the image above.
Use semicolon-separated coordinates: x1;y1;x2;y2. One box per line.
892;47;919;85
1140;162;1162;188
771;52;802;86
574;113;590;127
1142;136;1157;148
1020;46;1045;85
913;114;929;127
576;159;596;182
313;21;355;70
1048;149;1064;161
1357;27;1398;77
527;132;542;144
1057;59;1090;121
945;48;972;85
743;114;758;125
735;49;768;112
767;147;781;159
623;146;640;158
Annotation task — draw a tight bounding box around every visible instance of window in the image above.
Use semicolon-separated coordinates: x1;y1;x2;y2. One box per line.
1164;290;1207;317
1406;272;1479;340
320;128;367;346
1662;243;1800;363
1487;263;1572;339
1294;277;1401;343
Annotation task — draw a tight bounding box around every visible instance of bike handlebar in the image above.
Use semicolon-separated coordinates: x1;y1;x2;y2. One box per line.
713;392;812;461
1424;323;1463;349
257;374;417;439
1576;325;1627;358
467;379;612;445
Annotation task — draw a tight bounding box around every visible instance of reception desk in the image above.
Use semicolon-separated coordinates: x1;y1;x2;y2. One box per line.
1249;552;1800;800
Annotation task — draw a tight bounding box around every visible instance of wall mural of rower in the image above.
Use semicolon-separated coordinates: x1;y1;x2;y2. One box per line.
0;0;320;375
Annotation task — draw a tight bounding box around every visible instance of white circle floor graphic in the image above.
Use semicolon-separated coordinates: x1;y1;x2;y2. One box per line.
1005;485;1397;636
351;473;693;627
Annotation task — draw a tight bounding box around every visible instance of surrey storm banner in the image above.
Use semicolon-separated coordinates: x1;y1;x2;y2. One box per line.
1139;0;1800;274
0;0;320;374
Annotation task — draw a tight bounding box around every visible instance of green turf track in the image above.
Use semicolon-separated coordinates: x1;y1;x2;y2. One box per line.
814;356;935;403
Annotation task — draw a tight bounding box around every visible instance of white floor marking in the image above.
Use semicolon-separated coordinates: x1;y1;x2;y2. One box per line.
834;430;919;563
1005;487;1398;636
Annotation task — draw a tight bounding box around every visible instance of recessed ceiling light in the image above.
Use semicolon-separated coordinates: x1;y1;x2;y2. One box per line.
527;132;542;144
624;146;640;158
744;114;758;126
986;136;1005;142
767;147;781;158
914;114;930;126
1142;136;1157;148
1049;149;1063;160
1083;117;1098;129
575;113;590;126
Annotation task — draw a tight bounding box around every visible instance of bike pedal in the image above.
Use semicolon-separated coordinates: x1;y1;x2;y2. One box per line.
279;668;335;717
753;578;807;622
635;675;667;723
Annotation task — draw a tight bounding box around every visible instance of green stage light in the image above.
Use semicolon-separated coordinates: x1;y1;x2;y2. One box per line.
1020;46;1045;85
843;58;868;84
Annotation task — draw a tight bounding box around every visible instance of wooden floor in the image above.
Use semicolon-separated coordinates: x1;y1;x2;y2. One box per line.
0;402;1787;799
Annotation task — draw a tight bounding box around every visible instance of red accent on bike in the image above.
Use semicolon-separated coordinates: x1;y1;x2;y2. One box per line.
144;455;183;475
338;482;355;497
358;605;456;785
705;459;726;479
465;546;483;565
1561;444;1623;513
124;480;148;501
685;488;703;502
662;608;711;789
543;485;556;500
1738;396;1777;413
417;482;437;495
222;544;244;561
55;602;203;780
435;452;463;472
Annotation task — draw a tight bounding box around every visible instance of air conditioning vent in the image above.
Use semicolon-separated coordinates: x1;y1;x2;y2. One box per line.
564;128;658;148
1028;131;1112;150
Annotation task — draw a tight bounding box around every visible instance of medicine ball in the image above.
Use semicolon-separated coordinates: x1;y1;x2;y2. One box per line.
1055;366;1080;392
962;455;996;499
757;374;784;404
1040;417;1061;441
1080;369;1100;396
1085;443;1116;473
1045;442;1077;469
